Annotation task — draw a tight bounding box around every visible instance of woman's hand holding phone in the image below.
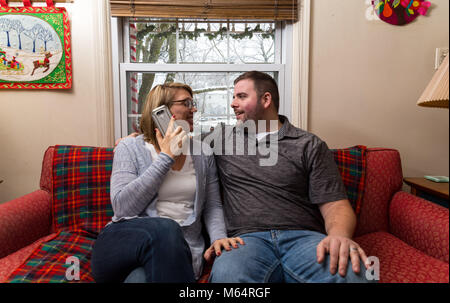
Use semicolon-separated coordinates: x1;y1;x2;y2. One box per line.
155;116;188;159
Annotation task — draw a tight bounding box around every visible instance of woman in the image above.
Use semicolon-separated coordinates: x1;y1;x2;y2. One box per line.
91;82;243;283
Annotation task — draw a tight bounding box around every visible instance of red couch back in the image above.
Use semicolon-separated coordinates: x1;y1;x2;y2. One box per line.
40;146;54;194
39;146;404;237
354;148;403;236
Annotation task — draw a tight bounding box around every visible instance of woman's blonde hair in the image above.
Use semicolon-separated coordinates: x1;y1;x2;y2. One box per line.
140;82;193;150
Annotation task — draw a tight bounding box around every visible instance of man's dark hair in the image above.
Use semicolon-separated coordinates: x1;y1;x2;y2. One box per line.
234;71;280;112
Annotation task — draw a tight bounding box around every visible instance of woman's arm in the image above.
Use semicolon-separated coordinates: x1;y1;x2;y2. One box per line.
202;154;245;263
110;141;174;219
202;155;228;243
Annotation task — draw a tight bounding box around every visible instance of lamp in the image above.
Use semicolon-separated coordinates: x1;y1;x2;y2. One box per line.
417;54;449;108
416;54;449;185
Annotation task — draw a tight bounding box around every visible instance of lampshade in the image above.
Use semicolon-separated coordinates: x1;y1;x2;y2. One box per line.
417;54;449;108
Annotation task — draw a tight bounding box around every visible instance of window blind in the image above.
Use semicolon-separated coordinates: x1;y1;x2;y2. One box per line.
109;0;298;21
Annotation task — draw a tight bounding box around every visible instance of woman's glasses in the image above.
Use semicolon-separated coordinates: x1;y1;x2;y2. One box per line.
170;98;197;109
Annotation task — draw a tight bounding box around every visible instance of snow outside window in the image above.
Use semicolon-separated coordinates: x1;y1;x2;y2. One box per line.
111;18;292;138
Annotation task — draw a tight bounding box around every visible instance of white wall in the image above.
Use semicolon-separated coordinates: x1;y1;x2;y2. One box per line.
0;0;113;202
308;0;449;179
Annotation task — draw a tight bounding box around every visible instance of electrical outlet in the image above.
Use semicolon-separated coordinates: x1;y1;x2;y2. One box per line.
435;47;449;69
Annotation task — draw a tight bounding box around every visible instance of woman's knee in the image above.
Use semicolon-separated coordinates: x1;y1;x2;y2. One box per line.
153;217;183;234
136;217;188;254
123;267;146;283
151;218;185;241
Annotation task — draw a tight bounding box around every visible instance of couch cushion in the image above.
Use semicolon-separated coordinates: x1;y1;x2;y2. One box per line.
7;230;96;283
0;233;58;282
0;190;52;259
330;145;367;215
390;191;449;263
355;231;449;283
52;145;114;236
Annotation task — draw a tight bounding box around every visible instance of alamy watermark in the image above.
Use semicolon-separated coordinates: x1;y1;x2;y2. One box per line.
365;256;380;281
65;256;80;281
64;255;379;281
176;119;279;167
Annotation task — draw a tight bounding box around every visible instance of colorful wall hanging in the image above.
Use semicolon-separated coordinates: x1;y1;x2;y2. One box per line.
0;0;71;89
372;0;431;26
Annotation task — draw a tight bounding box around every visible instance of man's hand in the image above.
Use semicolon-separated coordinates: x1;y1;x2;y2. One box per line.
317;199;368;277
204;237;245;264
316;235;368;277
114;132;139;151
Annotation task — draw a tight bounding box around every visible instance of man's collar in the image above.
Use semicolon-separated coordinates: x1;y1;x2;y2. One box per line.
232;115;302;140
278;115;302;140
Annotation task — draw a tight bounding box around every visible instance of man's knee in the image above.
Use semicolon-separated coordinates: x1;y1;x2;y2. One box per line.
210;254;251;282
209;248;243;282
331;260;374;283
209;245;269;283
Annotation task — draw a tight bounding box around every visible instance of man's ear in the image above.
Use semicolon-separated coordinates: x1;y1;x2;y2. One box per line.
261;92;272;109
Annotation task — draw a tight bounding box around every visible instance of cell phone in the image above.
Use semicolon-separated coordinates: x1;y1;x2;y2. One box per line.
151;105;176;137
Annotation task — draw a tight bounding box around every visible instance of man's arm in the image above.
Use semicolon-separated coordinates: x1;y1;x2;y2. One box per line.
317;200;368;277
114;132;139;151
319;199;356;238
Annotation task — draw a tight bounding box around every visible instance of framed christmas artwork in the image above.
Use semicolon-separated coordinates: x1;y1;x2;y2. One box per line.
0;0;72;89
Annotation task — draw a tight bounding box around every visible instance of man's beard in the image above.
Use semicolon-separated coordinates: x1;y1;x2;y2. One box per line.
235;101;265;126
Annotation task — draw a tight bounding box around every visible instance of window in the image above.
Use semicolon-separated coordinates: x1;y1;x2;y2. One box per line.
111;17;293;138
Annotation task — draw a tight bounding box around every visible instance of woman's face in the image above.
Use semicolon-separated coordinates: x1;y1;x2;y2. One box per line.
168;88;197;132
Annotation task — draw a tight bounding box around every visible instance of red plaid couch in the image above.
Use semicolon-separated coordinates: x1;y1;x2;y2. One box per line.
0;145;448;283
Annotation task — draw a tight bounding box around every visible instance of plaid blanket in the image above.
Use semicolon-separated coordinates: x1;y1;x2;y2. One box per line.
52;145;114;236
8;145;114;283
8;231;95;283
331;145;367;215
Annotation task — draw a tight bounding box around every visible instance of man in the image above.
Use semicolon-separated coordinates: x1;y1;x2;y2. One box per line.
203;71;370;283
118;71;371;283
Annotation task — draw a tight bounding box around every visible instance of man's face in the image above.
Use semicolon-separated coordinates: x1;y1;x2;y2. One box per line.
231;79;264;122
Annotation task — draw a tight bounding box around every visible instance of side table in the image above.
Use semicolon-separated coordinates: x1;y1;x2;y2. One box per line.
403;177;449;208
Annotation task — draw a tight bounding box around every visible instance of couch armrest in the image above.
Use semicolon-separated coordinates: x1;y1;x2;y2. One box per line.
390;191;449;263
0;190;52;259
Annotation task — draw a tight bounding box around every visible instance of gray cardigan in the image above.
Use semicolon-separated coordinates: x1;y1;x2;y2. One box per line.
110;134;227;279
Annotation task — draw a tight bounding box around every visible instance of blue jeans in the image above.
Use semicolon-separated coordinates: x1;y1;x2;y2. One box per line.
209;230;371;283
91;217;195;283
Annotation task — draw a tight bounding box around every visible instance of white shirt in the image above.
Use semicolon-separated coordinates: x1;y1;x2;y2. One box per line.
256;130;279;141
145;142;196;224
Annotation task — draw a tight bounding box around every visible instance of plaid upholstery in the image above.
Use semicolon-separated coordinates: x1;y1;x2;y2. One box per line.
52;145;114;236
7;230;95;283
330;145;367;215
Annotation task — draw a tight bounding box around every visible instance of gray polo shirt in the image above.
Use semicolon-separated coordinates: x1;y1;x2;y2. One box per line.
211;115;348;237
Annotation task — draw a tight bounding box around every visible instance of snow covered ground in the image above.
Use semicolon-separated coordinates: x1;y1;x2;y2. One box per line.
0;46;62;82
